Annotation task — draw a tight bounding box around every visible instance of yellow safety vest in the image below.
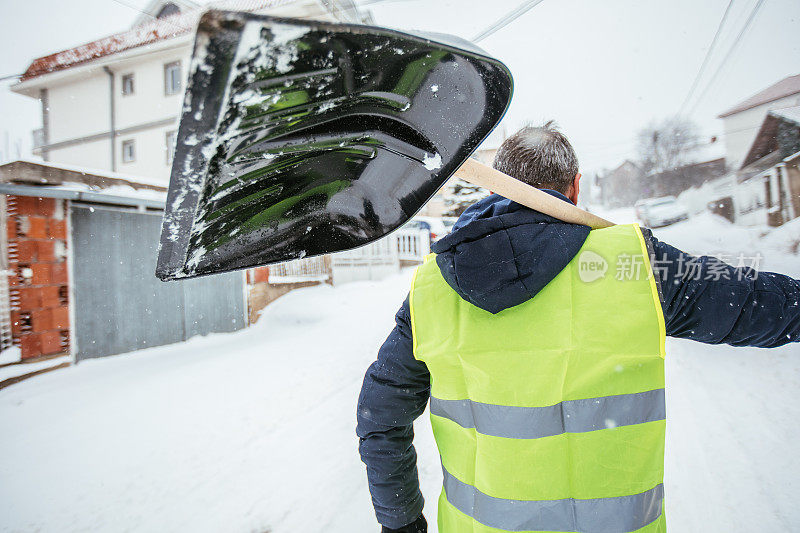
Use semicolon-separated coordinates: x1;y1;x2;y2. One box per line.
409;224;667;533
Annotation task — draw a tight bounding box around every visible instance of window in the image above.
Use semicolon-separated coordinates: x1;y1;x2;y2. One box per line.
166;130;176;165
164;61;182;95
121;73;134;96
122;140;135;163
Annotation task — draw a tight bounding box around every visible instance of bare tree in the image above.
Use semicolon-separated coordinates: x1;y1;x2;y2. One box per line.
636;117;700;174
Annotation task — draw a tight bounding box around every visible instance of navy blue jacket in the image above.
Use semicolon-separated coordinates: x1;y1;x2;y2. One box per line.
356;192;800;530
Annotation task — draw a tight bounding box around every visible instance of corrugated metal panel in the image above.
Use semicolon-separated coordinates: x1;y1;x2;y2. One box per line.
71;206;244;361
182;273;246;338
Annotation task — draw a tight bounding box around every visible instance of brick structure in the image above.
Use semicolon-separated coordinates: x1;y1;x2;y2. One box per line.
246;264;330;324
7;195;69;359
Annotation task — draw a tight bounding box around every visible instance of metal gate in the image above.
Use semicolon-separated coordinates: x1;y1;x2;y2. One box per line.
70;205;245;361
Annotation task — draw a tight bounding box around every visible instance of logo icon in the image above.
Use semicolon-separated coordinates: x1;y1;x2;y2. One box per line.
578;250;608;283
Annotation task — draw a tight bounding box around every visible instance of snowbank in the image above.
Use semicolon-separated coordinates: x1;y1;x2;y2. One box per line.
0;216;798;532
0;271;422;532
0;347;20;366
0;355;68;383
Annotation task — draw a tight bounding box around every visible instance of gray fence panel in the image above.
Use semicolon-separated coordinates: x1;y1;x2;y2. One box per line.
71;206;245;361
182;274;246;338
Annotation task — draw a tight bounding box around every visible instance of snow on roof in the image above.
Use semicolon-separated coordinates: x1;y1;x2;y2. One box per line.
718;74;800;118
130;0;201;29
687;137;726;163
53;181;167;202
6;158;168;188
770;105;800;126
0;161;168;207
0;160;168;205
19;0;295;82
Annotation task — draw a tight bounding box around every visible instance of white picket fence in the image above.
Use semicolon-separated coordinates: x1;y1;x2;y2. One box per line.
268;228;431;286
268;256;330;284
396;228;431;261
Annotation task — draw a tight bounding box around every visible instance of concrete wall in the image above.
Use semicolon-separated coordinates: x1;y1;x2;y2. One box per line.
47;73;110;144
48;138;112;172
114;49;187;130
38;43;189;182
115;123;178;185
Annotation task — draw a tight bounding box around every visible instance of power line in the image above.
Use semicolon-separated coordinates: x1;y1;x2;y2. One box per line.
0;73;22;82
108;0;160;20
687;0;767;117
678;0;736;116
577;118;777;159
355;0;417;6
471;0;546;43
107;0;195;34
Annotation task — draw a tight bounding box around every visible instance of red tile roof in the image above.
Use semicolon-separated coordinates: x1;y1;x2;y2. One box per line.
19;0;295;82
718;73;800;118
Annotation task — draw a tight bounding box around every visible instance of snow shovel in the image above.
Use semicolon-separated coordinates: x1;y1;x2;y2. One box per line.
156;10;612;281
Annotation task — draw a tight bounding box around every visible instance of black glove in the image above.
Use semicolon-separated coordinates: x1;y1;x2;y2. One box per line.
381;514;427;533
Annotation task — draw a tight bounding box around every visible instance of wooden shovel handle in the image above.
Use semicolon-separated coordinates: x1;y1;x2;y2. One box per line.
454;158;615;229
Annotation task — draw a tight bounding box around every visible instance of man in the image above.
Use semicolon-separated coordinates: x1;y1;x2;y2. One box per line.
356;122;800;533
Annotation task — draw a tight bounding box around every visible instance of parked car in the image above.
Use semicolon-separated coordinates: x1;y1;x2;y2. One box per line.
636;197;689;228
634;198;655;221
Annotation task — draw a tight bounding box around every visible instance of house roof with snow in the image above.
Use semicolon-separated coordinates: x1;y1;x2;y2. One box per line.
718;74;800;118
771;106;800;126
129;0;201;29
0;159;166;191
740;106;800;170
16;0;297;82
608;160;639;174
0;160;167;209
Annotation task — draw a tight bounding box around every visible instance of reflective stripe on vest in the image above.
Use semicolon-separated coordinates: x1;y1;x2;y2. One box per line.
443;466;664;532
430;388;665;439
409;224;667;533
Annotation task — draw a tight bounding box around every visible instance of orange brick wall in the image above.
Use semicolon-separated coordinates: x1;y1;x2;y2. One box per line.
7;196;70;359
247;267;270;285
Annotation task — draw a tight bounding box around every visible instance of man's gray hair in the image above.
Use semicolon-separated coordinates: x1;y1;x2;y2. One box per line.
492;121;579;194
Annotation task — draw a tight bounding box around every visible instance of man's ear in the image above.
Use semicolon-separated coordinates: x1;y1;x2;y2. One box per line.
569;173;581;204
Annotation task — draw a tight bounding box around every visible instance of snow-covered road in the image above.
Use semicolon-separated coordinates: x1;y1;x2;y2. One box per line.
0;214;798;532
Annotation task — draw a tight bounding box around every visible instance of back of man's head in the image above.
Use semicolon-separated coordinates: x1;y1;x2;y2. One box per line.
492;121;579;195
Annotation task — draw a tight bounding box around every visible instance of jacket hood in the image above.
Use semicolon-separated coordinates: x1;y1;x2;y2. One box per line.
430;192;591;314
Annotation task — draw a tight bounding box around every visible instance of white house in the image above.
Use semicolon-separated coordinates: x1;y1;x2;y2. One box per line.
11;0;373;185
718;73;800;171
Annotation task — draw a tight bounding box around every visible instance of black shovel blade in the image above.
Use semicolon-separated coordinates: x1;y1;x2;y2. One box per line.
156;10;512;280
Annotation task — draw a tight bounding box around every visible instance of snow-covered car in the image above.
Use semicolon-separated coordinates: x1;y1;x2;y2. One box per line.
637;197;689;228
634;199;655;221
442;217;457;233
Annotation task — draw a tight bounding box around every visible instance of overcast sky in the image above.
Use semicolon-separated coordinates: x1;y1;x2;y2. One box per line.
1;0;799;174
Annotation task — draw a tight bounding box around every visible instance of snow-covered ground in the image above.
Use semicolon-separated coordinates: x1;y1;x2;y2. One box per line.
1;213;799;532
0;355;68;382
